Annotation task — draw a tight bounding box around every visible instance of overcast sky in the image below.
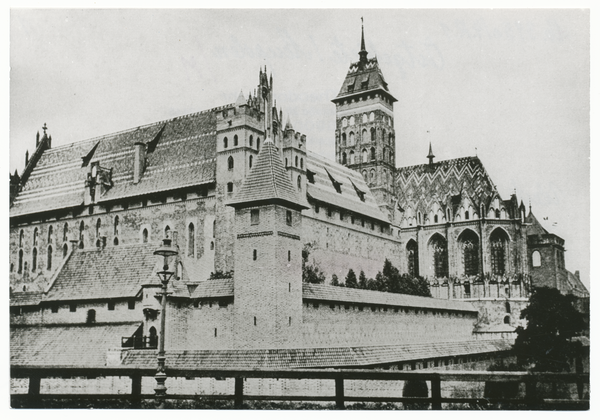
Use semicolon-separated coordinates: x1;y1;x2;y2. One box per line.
9;9;590;287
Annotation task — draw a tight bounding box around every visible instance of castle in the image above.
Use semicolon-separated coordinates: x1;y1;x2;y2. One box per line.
10;27;588;372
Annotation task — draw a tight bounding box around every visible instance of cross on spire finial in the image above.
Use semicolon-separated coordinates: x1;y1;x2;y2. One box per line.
42;123;48;134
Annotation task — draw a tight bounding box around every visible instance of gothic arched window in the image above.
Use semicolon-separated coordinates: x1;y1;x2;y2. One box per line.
382;129;387;144
295;156;298;167
349;132;355;146
48;226;53;244
341;133;347;147
96;218;101;238
228;156;234;170
342;152;347;164
164;225;171;239
429;234;448;278
63;223;68;242
249;155;253;168
362;128;368;142
47;245;52;270
297;175;302;190
370;147;376;161
233;134;238;146
362;149;368;163
18;249;23;274
188;223;195;257
142;228;149;243
223;137;228;148
79;221;85;248
33;228;38;246
32;248;38;272
407;240;419;277
490;229;508;275
19;230;24;248
300;158;303;169
362;113;368;123
249;135;254;147
532;250;541;267
63;243;68;258
370;127;376;142
114;216;119;236
459;230;479;276
349;150;355;164
369;112;375;122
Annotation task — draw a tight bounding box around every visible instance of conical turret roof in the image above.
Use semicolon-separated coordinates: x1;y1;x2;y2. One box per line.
227;139;308;210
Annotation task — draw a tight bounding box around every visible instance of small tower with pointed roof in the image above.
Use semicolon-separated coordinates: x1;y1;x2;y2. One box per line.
332;21;397;218
282;116;307;198
227;138;308;349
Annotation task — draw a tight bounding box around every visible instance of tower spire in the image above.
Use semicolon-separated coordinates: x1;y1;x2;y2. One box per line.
427;142;435;165
359;18;368;65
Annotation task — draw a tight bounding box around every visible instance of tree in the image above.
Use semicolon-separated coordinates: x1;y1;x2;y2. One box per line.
513;287;584;372
358;270;367;289
302;244;325;284
331;274;341;286
345;269;358;288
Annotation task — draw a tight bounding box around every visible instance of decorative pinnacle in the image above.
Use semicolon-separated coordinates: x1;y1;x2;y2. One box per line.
427;142;435;165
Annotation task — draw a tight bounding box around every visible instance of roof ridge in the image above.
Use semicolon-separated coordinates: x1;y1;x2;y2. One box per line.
42;104;233;152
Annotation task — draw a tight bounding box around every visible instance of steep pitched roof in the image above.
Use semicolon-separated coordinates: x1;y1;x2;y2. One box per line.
303;283;477;313
396;156;498;216
45;243;160;301
228;139;308;210
306;151;389;223
525;210;549;235
11;322;140;367
120;339;512;369
333;57;396;103
10;109;221;218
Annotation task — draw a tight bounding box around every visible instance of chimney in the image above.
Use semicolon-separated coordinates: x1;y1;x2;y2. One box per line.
133;142;146;184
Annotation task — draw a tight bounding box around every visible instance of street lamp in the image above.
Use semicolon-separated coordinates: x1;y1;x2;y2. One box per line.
153;237;178;408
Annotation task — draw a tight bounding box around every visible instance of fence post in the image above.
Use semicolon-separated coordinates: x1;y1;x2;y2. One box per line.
525;379;537;409
131;374;142;409
28;375;41;408
431;375;442;410
335;377;345;409
234;377;244;409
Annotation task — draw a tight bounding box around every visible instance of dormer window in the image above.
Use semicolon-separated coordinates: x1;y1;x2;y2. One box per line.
306;169;316;184
325;169;342;194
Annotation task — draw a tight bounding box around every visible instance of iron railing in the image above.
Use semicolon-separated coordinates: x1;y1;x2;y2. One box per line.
10;365;589;410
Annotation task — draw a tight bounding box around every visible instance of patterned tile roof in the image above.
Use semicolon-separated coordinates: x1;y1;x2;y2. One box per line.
395;156;499;218
306;151;389;223
303;283;477;313
45;243;160;301
11;322;140;366
228;139;308;210
120;339;512;369
10;110;219;217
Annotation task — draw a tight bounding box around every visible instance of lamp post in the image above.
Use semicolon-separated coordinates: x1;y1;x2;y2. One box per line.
153;237;178;409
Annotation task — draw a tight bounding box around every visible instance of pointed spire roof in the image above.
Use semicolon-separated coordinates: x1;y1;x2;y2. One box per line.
359;18;368;63
235;90;246;106
227;139;308;210
285;115;293;130
427;142;435;165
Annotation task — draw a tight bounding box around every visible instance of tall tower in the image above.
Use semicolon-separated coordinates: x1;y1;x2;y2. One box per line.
227;138;308;349
332;23;397;217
